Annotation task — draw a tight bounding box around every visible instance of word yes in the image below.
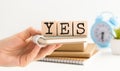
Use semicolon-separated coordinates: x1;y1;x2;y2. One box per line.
41;21;87;36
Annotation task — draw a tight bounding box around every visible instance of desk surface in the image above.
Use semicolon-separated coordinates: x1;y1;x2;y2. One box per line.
0;48;120;71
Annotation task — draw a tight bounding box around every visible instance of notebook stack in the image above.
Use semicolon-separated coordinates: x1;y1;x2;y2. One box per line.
39;43;98;65
39;21;98;65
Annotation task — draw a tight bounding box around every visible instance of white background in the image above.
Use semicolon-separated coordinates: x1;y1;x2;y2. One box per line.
1;0;120;39
0;0;120;71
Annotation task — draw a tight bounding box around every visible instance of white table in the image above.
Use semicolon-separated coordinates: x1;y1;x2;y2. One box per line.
0;48;120;71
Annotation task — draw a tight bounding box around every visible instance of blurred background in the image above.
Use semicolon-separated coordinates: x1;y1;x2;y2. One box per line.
0;0;120;42
0;0;120;71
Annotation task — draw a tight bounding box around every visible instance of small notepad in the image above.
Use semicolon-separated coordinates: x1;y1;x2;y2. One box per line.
32;35;87;46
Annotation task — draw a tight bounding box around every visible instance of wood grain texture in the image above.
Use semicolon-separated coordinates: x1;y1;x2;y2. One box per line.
41;21;57;36
57;21;73;36
73;21;87;37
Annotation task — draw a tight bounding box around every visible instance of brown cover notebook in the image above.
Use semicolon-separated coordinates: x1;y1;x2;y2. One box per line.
47;43;97;58
56;42;87;52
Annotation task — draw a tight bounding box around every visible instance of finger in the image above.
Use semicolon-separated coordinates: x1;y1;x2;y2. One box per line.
27;45;41;61
39;44;63;56
54;44;63;50
15;27;41;41
45;44;63;56
47;44;63;55
24;41;36;54
18;41;34;56
35;45;57;60
19;45;41;66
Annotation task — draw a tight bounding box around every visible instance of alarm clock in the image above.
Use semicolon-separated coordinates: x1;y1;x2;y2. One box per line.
91;12;118;48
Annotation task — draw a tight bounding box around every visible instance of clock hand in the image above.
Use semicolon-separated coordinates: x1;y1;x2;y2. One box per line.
101;32;104;42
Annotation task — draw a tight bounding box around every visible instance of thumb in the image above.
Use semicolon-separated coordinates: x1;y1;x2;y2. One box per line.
15;27;41;41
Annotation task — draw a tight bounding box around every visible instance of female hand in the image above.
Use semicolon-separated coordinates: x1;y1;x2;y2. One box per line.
0;27;62;67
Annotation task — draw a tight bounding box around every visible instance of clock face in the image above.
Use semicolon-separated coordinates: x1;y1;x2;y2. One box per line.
91;21;112;47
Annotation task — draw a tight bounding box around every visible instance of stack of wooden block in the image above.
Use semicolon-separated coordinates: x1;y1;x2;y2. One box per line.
39;21;98;65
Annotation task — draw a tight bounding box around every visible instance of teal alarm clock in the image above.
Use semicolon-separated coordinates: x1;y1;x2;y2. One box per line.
91;12;118;48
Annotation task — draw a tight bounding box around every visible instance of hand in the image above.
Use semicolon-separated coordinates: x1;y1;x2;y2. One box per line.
0;27;62;67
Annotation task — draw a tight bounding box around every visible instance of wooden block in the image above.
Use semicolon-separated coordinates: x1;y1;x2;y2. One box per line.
41;21;57;36
57;21;73;36
73;21;87;37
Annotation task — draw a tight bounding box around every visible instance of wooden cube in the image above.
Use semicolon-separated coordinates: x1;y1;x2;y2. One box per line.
73;21;87;37
41;21;57;36
57;21;73;36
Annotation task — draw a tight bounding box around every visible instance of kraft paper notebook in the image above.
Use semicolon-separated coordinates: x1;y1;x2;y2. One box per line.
48;43;96;58
56;42;87;52
39;43;98;65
